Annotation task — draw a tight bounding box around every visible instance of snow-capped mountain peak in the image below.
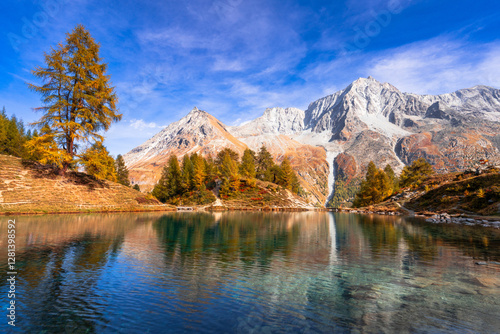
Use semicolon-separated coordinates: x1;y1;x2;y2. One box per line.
123;77;500;206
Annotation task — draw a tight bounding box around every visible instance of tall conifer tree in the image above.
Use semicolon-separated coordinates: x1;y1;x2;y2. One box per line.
220;152;240;196
115;155;130;186
181;154;194;192
27;25;121;171
400;158;434;188
191;153;207;190
256;145;275;181
278;157;295;190
240;148;256;179
383;164;398;193
353;161;389;207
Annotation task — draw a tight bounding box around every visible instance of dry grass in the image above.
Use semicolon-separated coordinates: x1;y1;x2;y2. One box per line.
0;155;175;214
406;171;500;216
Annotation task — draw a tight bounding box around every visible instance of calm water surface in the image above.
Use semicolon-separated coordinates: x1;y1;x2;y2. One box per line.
1;212;499;333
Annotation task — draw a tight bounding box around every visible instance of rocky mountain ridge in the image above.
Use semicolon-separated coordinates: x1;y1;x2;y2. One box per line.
124;77;500;207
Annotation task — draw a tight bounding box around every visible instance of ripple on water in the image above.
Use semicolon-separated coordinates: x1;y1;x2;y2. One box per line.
2;212;499;333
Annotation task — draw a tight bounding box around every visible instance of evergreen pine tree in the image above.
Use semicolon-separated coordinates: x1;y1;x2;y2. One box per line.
256;145;275;181
375;169;393;200
353;161;392;207
181;154;194;192
167;155;182;196
278;157;294;190
0;109;29;158
383;164;398;194
291;172;302;194
204;155;217;185
400;158;434;188
239;148;256;179
191;153;207;190
219;152;240;197
154;155;183;200
24;124;62;164
27;25;121;172
215;148;239;166
115;154;130;186
133;184;140;192
152;166;170;203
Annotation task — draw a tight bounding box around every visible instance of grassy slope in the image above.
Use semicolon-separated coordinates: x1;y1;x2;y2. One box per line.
405;170;500;216
363;169;500;217
0;155;175;214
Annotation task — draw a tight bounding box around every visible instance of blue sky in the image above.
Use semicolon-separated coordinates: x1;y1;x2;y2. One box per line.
1;0;499;155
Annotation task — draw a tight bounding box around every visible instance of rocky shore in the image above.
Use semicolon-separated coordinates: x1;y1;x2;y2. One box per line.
424;213;500;228
329;207;402;215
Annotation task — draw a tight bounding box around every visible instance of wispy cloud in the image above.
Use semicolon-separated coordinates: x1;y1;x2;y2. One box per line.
211;58;245;72
129;119;164;130
367;38;500;94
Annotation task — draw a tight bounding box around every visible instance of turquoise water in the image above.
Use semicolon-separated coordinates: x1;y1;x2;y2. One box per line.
1;212;499;333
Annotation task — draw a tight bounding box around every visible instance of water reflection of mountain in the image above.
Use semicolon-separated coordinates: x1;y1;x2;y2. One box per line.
0;212;498;333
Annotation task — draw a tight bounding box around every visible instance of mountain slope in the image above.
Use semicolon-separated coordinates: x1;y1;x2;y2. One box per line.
295;77;500;205
124;78;500;207
125;107;248;189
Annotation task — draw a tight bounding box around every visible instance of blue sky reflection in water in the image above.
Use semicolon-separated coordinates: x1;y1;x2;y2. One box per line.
0;212;499;333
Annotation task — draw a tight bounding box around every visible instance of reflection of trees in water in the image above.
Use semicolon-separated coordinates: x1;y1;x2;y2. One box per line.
20;235;123;333
353;214;407;255
153;212;302;267
0;213;156;333
0;212;497;333
408;218;500;262
151;211;321;329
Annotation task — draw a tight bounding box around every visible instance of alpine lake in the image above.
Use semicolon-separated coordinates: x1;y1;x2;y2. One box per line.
1;211;499;333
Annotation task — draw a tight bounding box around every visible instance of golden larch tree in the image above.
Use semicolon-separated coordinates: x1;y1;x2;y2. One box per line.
27;24;121;171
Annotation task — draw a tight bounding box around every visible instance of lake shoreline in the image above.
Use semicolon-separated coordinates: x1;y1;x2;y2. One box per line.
0;206;176;216
2;203;499;230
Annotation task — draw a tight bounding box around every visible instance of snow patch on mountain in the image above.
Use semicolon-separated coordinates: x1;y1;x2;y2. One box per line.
231;107;305;136
357;112;412;138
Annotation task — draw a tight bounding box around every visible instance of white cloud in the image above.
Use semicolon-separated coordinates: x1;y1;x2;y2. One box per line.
129;119;163;130
367;38;500;94
138;28;228;52
211;57;245;72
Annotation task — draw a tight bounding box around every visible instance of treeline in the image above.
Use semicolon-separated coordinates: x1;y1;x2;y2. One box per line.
353;158;434;207
152;146;304;204
0;107;34;158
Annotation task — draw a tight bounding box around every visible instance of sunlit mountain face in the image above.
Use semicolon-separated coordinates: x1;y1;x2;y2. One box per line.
124;78;500;206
